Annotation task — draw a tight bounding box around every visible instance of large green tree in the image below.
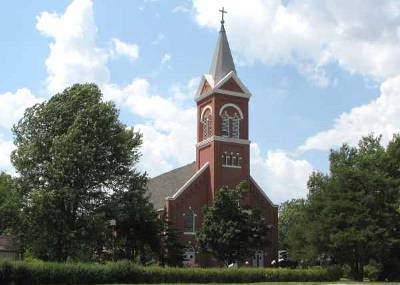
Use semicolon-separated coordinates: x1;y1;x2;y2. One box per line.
11;83;156;261
197;182;270;266
305;135;400;280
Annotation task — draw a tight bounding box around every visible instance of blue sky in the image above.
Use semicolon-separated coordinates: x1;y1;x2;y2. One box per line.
1;0;399;203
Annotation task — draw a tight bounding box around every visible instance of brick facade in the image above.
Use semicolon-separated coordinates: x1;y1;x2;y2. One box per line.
147;22;278;267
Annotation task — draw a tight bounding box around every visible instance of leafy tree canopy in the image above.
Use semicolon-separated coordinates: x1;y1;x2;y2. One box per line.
10;83;157;261
197;182;270;266
280;134;400;281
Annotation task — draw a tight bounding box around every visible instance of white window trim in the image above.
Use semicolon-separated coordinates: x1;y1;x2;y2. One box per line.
222;164;241;169
183;208;197;235
219;103;244;119
200;105;212;119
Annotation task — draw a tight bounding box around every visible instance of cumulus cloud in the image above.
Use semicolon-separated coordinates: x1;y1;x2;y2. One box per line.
30;0;321;202
36;0;110;94
192;0;400;84
103;79;196;176
0;88;43;172
300;75;400;151
0;88;44;130
193;0;400;155
34;0;197;177
111;38;139;61
251;143;314;204
0;136;15;172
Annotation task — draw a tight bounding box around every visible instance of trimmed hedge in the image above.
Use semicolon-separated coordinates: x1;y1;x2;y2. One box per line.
0;260;342;284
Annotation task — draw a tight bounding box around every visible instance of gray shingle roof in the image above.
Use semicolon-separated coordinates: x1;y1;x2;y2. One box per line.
209;23;236;83
147;162;196;210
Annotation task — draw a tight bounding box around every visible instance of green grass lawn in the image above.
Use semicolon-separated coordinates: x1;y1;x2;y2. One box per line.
112;283;400;285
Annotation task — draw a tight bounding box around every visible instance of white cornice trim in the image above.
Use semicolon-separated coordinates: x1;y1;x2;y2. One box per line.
166;162;209;201
250;176;278;208
194;76;207;99
195;89;251;103
196;137;214;148
194;72;252;103
215;89;251;98
214;71;251;95
196;136;250;148
215;135;250;144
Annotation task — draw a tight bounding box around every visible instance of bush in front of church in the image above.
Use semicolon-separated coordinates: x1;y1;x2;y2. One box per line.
0;259;342;284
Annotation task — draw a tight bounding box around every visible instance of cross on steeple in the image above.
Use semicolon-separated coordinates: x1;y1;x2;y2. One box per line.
219;7;227;25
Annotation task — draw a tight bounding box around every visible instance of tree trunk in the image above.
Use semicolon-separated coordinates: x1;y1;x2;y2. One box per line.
350;260;364;281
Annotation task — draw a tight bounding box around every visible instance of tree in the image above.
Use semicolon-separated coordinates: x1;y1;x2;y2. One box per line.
197;182;270;266
159;215;184;267
107;173;161;263
305;135;400;281
0;173;20;234
278;199;311;262
11;83;155;261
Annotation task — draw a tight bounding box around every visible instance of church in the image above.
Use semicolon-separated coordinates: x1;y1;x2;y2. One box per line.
147;13;278;267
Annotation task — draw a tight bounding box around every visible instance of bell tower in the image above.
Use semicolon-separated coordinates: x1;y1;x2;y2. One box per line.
194;9;252;195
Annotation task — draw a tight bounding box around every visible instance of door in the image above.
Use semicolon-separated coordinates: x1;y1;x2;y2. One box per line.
183;246;195;266
252;250;264;267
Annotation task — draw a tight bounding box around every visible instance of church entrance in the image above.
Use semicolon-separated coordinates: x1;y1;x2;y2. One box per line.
252;250;264;267
183;246;195;266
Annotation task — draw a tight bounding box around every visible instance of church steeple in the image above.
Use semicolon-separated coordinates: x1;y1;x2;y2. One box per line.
209;8;236;83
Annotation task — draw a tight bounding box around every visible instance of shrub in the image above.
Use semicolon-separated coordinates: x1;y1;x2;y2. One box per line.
364;263;381;281
0;260;341;284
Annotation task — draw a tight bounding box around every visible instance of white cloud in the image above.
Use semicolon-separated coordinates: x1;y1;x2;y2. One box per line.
251;143;314;204
103;79;196;176
300;75;400;151
30;0;327;204
192;1;400;154
192;0;400;85
34;0;197;177
0;136;15;172
0;88;44;129
36;0;109;94
111;38;139;61
161;53;172;65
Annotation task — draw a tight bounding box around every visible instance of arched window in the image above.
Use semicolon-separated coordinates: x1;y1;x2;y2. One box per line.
219;104;243;139
184;209;195;233
231;113;240;138
221;111;229;137
201;106;212;140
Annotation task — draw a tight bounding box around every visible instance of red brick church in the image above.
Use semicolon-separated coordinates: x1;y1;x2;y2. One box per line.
148;14;278;267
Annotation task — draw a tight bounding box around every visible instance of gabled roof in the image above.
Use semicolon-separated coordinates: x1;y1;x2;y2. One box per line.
147;162;196;210
195;71;252;101
209;23;236;83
